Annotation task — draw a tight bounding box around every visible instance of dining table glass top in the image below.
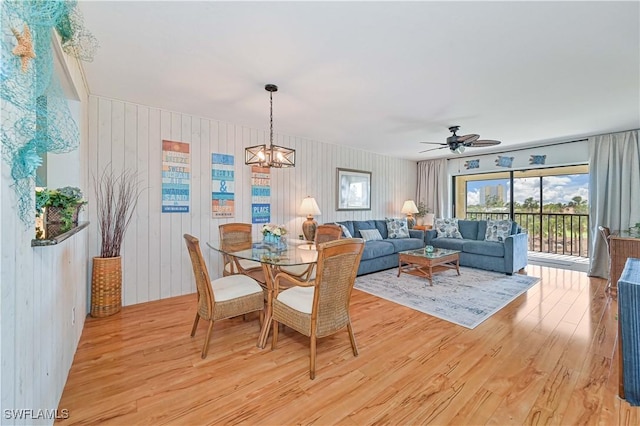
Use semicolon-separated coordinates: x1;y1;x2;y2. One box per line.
207;240;318;266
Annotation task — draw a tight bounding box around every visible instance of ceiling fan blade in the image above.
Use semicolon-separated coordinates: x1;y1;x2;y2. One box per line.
467;139;501;147
419;141;447;146
419;146;448;153
457;134;479;143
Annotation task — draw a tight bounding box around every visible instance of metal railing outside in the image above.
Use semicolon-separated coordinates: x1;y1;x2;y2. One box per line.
465;211;590;257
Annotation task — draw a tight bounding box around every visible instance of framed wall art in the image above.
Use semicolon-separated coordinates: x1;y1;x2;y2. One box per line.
336;168;371;211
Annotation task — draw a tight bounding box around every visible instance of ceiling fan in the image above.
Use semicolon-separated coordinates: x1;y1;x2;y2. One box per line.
419;126;501;154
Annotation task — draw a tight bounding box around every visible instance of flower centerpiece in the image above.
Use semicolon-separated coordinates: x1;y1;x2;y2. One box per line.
262;223;288;250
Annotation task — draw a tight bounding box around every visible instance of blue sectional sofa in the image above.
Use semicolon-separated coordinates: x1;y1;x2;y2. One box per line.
334;220;425;276
425;219;528;274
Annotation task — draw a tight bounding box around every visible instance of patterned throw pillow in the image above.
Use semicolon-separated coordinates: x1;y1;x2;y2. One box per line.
385;218;410;239
434;218;463;239
334;222;352;238
359;229;383;241
485;219;513;242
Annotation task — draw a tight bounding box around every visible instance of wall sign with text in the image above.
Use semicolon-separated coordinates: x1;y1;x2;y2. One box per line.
162;140;190;213
211;153;235;218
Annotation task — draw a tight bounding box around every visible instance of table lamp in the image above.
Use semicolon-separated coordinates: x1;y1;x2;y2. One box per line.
401;200;419;228
299;196;321;241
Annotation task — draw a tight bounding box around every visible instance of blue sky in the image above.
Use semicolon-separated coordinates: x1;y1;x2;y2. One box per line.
466;174;589;206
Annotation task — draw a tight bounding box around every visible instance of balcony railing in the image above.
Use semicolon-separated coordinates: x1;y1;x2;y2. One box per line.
465;211;590;257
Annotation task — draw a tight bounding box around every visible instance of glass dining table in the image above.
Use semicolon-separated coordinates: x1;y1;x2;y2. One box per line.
207;240;318;348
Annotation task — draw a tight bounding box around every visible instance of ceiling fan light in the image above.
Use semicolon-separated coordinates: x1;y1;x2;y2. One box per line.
454;145;465;154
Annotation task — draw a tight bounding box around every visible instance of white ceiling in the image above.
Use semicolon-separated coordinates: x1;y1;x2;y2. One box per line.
78;1;640;161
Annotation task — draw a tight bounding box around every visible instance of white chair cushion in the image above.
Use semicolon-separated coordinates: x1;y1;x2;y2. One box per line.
211;274;262;302
277;286;315;314
279;264;312;277
224;258;262;273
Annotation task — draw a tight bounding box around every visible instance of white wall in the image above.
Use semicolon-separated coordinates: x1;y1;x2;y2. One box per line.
87;95;417;306
1;35;89;424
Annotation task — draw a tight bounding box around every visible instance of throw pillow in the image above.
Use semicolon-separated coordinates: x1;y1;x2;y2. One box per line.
359;229;383;241
434;218;463;239
385;217;410;239
334;222;352;238
485;219;513;242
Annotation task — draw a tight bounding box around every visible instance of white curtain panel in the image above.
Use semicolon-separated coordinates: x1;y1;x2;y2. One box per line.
588;130;640;278
416;158;449;218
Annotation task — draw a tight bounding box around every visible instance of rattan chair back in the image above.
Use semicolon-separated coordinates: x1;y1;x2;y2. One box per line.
218;223;262;279
184;234;215;320
313;238;365;337
314;224;343;244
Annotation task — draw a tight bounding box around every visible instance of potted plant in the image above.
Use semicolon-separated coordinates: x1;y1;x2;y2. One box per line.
90;167;143;317
35;186;87;233
415;201;434;226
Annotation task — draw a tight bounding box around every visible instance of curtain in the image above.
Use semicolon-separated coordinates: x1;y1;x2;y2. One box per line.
588;130;640;278
416;159;449;218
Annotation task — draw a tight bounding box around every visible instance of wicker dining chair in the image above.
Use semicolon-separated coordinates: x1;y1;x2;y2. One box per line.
599;225;612;292
219;223;265;285
184;234;264;358
271;238;365;379
279;224;344;281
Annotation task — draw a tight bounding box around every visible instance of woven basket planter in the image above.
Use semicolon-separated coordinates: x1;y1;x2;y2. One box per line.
45;205;80;225
90;256;122;317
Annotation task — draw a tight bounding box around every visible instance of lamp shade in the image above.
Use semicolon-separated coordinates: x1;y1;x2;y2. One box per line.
401;200;419;215
299;196;321;216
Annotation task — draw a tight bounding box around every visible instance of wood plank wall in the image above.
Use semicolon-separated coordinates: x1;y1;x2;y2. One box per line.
1;35;90;421
87;95;418;307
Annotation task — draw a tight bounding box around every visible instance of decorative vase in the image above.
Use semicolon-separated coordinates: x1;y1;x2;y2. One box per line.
90;256;122;317
263;233;287;251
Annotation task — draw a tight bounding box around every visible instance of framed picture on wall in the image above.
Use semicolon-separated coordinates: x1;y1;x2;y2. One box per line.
337;168;371;210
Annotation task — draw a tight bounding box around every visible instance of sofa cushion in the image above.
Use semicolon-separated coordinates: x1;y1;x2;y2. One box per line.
374;220;389;239
458;220;479;240
462;240;505;257
361;240;395;261
430;237;466;251
359;229;383;241
386;217;410;239
477;220;488;240
334;221;355;238
352;220;376;239
434;218;463;239
334;222;352;238
385;237;424;252
485;219;513;242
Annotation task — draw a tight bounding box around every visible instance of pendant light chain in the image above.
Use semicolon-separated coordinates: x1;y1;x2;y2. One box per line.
269;90;274;147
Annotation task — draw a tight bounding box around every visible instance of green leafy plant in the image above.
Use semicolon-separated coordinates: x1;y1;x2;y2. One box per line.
35;186;87;231
414;201;431;218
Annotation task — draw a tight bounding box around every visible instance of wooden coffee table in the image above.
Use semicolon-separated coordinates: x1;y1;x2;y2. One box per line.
398;248;461;285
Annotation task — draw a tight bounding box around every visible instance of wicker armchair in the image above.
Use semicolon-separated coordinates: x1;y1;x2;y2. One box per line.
184;234;264;358
280;224;343;281
219;223;265;285
271;238;365;379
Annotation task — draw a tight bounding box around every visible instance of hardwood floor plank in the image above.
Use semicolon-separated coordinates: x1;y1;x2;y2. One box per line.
56;267;640;425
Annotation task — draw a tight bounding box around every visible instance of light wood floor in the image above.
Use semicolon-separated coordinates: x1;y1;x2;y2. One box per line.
58;265;639;425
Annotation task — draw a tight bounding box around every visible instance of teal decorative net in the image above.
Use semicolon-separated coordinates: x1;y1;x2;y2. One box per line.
1;0;97;226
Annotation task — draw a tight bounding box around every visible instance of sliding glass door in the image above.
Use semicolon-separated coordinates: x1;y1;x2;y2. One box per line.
454;165;589;257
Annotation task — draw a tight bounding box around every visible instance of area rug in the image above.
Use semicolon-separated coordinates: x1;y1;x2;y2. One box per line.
354;267;540;329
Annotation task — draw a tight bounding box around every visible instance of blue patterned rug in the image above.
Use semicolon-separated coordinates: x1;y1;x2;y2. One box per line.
354;267;540;329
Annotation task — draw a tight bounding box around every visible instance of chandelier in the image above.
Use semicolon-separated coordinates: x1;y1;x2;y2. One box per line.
245;84;295;168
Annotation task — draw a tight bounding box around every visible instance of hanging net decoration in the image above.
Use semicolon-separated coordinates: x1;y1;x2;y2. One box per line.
1;0;98;225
